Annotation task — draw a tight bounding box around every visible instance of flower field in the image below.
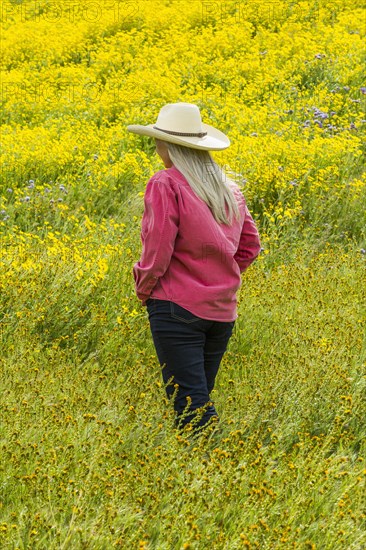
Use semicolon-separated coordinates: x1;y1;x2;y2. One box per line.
0;0;365;548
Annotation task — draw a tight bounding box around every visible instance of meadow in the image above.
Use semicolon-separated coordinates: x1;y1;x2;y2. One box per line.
0;0;365;548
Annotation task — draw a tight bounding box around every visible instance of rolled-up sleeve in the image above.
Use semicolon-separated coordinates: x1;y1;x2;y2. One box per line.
133;175;179;303
234;201;261;272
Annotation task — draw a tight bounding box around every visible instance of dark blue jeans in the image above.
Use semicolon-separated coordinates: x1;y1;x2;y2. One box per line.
146;299;235;430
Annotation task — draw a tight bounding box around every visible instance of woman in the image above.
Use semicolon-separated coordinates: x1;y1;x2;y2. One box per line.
127;103;261;432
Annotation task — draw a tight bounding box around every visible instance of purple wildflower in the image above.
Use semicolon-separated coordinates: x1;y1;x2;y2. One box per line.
314;110;328;119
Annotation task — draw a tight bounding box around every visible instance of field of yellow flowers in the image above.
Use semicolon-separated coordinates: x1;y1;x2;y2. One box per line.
1;0;365;548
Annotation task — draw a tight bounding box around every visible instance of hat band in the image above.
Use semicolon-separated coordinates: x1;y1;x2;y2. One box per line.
153;125;207;138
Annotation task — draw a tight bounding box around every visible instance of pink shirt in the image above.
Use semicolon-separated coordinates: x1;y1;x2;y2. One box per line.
133;165;261;321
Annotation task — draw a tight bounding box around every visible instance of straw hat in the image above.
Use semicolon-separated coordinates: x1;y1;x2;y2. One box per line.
127;102;230;151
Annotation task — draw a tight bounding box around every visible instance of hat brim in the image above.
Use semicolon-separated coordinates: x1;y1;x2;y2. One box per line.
126;122;230;151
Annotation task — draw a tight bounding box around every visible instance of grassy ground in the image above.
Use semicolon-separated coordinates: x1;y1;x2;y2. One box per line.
0;239;365;549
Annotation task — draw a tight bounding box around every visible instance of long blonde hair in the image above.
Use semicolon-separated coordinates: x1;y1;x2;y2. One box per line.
164;141;241;225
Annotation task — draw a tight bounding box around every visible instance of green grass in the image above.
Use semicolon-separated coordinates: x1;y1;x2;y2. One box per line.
1;229;365;549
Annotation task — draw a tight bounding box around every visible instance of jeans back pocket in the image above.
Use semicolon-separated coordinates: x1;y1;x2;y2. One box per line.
170;302;201;324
